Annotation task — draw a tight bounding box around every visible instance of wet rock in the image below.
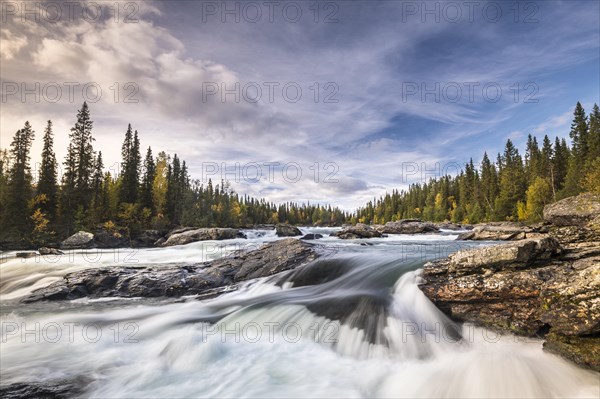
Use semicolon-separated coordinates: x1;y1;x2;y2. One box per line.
331;223;383;239
543;332;600;372
301;233;323;240
38;247;64;256
436;222;471;231
0;378;89;399
160;228;242;247
376;220;439;234
60;231;94;249
93;228;129;248
24;239;318;302
275;224;302;237
15;252;36;258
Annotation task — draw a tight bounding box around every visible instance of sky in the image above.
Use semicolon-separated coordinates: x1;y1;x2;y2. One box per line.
1;0;599;210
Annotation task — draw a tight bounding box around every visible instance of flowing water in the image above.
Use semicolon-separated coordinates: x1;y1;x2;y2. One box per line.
1;229;598;398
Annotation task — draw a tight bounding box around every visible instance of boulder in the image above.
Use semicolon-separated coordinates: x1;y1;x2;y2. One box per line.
436;222;471;231
275;224;302;237
24;239;319;302
160;228;243;247
543;193;600;226
38;247;64;256
301;233;323;240
132;230;163;247
331;223;383;239
60;231;94;250
93;229;129;248
376;220;439;234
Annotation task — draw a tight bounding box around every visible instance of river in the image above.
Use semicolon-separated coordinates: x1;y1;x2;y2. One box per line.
1;228;598;398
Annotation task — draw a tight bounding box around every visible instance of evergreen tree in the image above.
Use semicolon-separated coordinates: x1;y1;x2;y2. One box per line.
1;122;35;240
587;103;600;161
119;124;141;204
140;146;156;212
37;120;58;223
496;139;526;219
563;102;588;195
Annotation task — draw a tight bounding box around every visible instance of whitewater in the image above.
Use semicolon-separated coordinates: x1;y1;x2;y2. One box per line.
1;228;598;398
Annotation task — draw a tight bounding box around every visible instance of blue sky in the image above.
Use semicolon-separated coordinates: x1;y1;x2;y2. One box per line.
1;0;599;209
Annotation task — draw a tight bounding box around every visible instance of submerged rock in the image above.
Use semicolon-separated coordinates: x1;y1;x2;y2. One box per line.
276;224;302;237
15;252;36;258
60;231;94;249
24;239;318;302
419;193;600;371
160;228;243;246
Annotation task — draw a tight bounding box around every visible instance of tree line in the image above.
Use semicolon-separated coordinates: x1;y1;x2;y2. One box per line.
0;102;349;246
354;101;600;225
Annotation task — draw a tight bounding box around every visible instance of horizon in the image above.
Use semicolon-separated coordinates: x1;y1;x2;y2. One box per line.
1;0;599;211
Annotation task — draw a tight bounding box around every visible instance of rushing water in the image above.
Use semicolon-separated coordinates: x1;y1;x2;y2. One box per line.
1;228;598;398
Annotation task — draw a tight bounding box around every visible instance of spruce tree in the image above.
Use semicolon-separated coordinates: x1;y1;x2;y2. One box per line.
37;120;58;223
1;122;35;239
140;146;156;212
564;102;588;195
587;103;600;161
119;124;140;204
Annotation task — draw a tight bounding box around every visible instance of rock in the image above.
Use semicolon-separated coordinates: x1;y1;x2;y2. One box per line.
160;228;242;247
436;222;471;231
38;247;64;255
331;223;383;239
457;222;535;241
543;332;600;372
275;224;302;237
0;378;89;399
15;252;36;258
132;230;163;247
93;228;129;248
543;192;600;226
376;220;440;234
24;239;319;302
419;235;600;370
60;231;94;250
301;233;323;240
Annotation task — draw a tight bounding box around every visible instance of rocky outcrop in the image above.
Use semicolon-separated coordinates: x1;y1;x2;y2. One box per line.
24;239;318;302
457;222;540;241
436;222;471;231
276;224;302;237
419;193;600;371
543;193;600;226
160;228;244;247
331;223;383;239
60;231;94;249
376;220;439;234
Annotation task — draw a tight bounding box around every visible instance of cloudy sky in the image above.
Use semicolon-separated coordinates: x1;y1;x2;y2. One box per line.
1;0;599;210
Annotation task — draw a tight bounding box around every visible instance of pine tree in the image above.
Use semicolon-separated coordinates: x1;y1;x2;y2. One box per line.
1;122;35;240
495;139;526;219
37;120;58;223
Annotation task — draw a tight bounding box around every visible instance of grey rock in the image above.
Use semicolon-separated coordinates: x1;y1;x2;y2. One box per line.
60;231;94;249
15;252;36;258
544;192;600;227
376;220;439;234
160;228;242;247
275;224;302;237
301;233;323;240
24;239;318;302
331;223;383;239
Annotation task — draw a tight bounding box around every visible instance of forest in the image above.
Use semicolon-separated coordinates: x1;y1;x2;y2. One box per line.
1;101;599;247
0;102;348;246
354;101;600;225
